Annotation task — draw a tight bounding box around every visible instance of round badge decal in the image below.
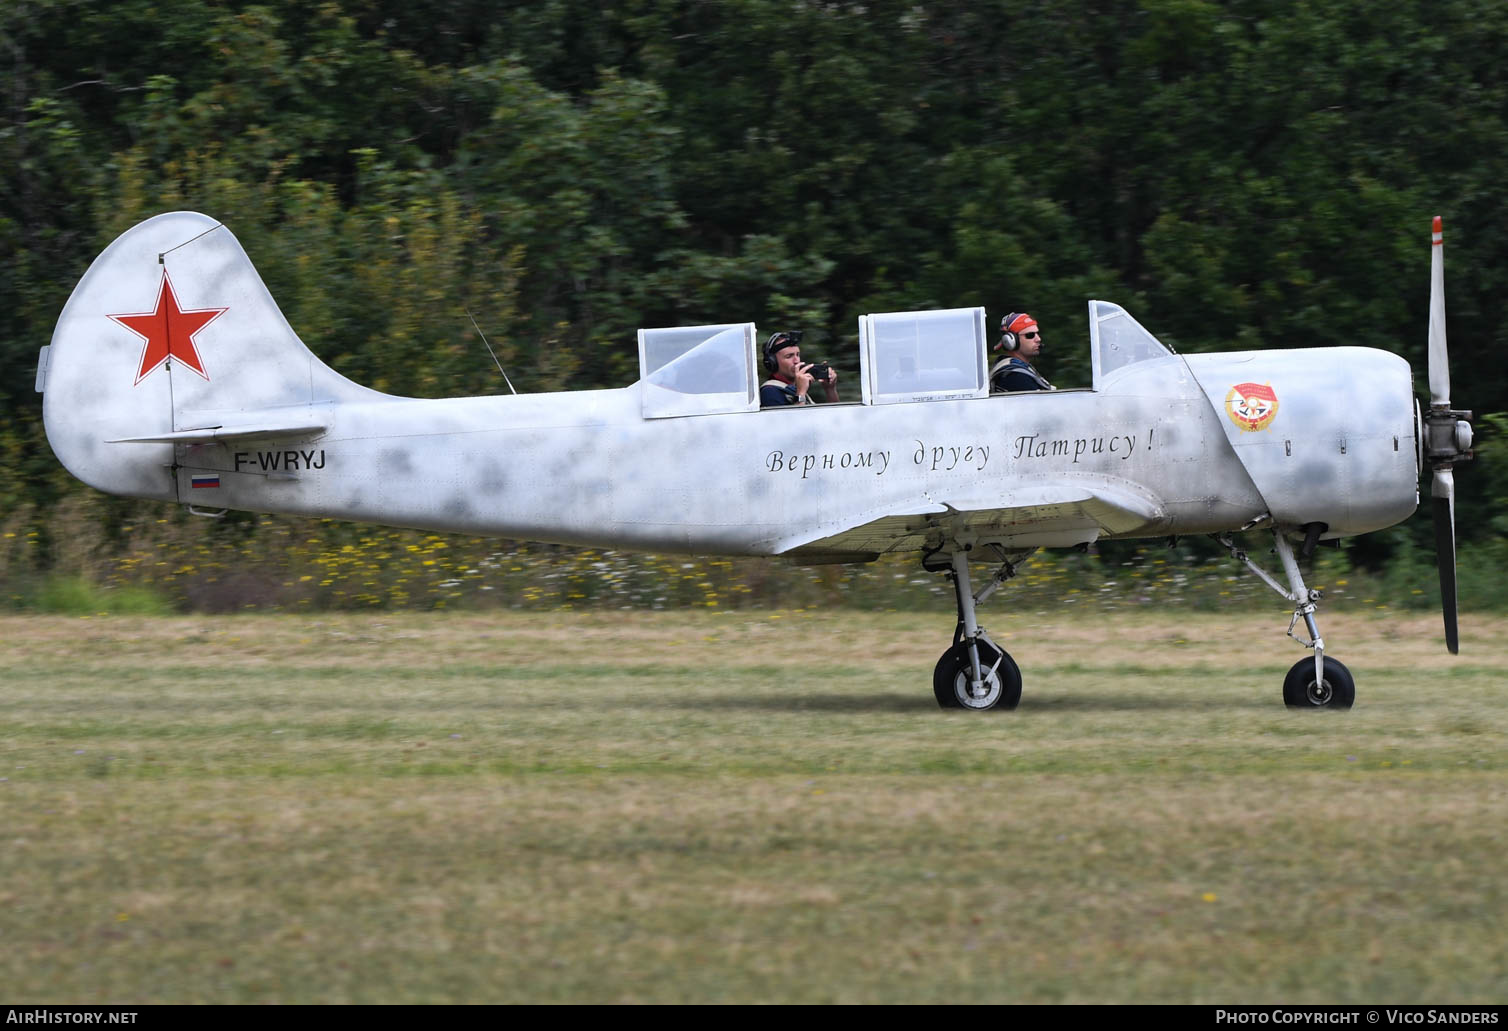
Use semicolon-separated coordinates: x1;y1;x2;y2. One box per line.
1225;382;1279;432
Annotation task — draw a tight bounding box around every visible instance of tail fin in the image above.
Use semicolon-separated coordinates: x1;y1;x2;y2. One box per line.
42;212;380;501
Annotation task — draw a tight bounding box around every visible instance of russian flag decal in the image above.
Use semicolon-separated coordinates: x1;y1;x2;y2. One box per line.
190;474;221;489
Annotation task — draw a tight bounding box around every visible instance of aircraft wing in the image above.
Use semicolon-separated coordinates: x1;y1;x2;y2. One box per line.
773;478;1166;562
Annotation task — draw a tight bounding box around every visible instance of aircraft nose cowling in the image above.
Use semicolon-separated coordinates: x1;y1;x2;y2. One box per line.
1185;347;1419;538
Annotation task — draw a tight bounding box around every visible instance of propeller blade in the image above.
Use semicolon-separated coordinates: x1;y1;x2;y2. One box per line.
1429;215;1450;407
1432;466;1459;654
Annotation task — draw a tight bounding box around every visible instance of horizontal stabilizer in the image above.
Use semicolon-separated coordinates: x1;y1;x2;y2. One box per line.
108;418;327;445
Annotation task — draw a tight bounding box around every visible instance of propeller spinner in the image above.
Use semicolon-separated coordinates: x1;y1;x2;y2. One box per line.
1424;216;1474;653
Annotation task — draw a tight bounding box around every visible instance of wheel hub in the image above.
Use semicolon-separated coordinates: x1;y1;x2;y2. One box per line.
1306;677;1333;706
953;667;1003;709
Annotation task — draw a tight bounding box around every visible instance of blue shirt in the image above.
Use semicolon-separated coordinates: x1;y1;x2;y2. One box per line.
990;356;1052;392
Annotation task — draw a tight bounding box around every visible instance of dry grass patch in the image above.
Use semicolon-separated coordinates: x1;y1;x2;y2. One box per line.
1;609;1504;1002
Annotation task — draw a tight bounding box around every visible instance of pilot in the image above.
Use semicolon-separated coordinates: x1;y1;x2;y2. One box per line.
990;312;1054;392
760;331;841;407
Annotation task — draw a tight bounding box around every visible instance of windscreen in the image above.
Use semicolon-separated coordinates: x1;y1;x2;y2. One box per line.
1090;301;1174;383
644;325;748;395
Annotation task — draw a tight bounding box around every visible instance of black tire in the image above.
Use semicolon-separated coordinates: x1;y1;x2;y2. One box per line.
932;640;1023;711
1282;656;1356;709
932;646;963;708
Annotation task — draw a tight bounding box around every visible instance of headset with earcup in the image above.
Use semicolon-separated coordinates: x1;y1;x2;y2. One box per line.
999;312;1025;352
763;330;803;372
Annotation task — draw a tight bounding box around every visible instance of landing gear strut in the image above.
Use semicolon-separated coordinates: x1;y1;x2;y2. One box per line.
1220;528;1355;709
928;547;1025;711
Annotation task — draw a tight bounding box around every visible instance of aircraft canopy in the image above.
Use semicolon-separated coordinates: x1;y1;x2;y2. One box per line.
633;301;1178;418
858;306;989;405
1089;300;1177;387
638;323;760;418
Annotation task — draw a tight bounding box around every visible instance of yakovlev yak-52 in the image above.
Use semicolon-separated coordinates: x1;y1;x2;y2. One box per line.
37;212;1474;711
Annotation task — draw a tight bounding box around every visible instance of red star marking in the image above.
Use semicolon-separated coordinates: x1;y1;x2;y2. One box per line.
108;272;227;384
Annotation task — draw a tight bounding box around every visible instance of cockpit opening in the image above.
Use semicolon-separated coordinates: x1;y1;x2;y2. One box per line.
633;300;1177;418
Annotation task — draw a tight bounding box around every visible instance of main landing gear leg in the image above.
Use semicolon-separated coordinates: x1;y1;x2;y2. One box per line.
931;548;1023;711
1219;530;1355;709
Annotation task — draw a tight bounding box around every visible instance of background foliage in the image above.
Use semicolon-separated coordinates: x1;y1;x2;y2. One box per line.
3;0;1504;608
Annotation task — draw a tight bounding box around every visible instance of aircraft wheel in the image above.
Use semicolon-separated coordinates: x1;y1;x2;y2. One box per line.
932;640;1022;711
1282;657;1356;709
932;647;962;708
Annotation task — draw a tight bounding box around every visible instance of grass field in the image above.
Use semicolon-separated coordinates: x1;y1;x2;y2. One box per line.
1;607;1505;1003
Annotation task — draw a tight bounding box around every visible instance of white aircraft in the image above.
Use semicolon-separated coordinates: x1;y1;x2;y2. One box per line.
37;212;1473;711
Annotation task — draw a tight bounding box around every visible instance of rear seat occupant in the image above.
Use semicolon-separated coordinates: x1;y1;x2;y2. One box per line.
760;331;841;407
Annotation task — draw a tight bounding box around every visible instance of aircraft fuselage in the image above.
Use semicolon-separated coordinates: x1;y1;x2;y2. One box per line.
146;345;1416;558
